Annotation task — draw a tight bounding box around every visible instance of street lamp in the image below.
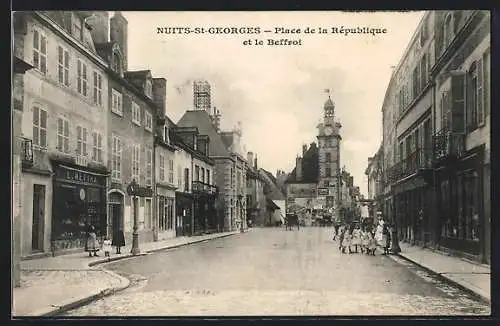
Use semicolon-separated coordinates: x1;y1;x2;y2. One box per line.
237;194;244;233
127;179;140;255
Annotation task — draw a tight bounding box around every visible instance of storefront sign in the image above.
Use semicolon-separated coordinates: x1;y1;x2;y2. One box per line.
54;165;106;187
317;188;329;196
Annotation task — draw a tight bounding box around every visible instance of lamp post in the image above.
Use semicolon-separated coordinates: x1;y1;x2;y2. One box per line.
238;194;244;233
127;179;140;255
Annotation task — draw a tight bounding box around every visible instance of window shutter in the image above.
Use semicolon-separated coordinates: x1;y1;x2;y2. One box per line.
477;58;484;125
465;71;474;132
483;50;490;118
450;73;466;133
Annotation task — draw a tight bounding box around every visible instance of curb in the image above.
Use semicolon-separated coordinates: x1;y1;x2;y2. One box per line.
387;251;491;305
26;232;240;316
34;269;131;317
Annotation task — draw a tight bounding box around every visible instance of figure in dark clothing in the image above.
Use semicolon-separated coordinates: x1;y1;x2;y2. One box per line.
112;228;125;254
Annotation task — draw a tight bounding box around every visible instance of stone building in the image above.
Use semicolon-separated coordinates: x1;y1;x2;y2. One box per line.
381;10;491;264
177;109;248;232
92;11;158;245
364;146;383;223
15;12;110;257
246;152;266;226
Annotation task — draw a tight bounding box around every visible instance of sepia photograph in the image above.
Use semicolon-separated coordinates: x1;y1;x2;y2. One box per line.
11;10;491;317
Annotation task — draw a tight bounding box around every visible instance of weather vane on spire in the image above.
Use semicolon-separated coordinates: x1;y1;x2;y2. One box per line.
324;88;331;98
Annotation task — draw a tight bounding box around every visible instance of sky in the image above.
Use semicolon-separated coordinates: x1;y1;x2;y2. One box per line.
117;11;425;196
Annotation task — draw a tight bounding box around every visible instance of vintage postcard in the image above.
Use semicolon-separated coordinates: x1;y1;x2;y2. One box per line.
11;10;491;317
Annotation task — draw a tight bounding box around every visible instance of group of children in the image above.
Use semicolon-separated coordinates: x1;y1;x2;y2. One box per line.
336;225;377;255
85;225;126;258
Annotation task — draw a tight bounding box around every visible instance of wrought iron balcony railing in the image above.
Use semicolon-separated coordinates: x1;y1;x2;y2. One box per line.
386;147;433;184
192;181;218;195
432;130;465;162
21;137;34;168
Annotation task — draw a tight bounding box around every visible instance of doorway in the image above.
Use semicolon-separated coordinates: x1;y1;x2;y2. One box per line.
109;191;124;238
32;184;45;252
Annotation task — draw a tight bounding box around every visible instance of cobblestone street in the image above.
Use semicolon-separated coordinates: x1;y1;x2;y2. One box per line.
62;228;490;316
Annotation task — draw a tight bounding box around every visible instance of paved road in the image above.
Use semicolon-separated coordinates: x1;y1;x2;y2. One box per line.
63;227;490;316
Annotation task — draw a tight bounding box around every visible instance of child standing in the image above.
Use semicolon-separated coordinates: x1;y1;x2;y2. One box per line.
102;237;112;257
382;224;391;255
361;228;370;254
341;229;352;254
351;226;361;254
367;232;377;255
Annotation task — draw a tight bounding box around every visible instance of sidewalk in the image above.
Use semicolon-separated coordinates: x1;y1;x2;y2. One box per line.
390;242;491;303
13;231;240;317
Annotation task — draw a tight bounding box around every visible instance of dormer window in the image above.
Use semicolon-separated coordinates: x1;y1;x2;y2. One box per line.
112;51;123;76
443;12;455;50
72;16;82;41
163;126;170;144
145;80;153;98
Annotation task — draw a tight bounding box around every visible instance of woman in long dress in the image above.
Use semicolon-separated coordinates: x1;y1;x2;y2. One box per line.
375;219;385;246
85;225;99;257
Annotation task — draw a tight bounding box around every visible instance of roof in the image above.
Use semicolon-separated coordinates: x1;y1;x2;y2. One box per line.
176;110;230;157
284;143;319;184
259;169;286;201
324;97;335;108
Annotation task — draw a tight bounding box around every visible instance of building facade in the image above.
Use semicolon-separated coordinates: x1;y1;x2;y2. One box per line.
381;10;490;264
15;12;110;257
246;152;266;226
431;10;490;263
364;147;383;222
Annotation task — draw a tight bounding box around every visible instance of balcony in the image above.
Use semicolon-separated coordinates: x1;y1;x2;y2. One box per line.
20;138;33;168
387;147;433;184
432;130;465;162
192;181;218;195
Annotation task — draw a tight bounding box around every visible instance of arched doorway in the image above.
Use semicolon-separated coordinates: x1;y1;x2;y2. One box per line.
108;191;124;238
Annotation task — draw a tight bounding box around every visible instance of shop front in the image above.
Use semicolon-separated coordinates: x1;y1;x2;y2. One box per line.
51;162;107;252
157;184;176;241
175;191;193;236
435;145;486;262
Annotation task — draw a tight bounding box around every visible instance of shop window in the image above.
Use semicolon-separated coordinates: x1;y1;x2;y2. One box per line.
464;171;480;241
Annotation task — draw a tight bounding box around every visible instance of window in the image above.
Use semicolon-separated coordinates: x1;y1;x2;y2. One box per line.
132;102;141;125
111;135;122;181
163;126;170;143
33;29;47;74
131;144;140;181
112;52;122;74
325;152;331;162
159;154;165;182
467;62;479;131
77;59;88;96
92;131;103;163
168;159;174;183
412;66;420;99
57;117;70;153
72;18;82;40
201;168;205;183
325;166;331;178
195;165;200;182
207;170;210;185
443;13;454;50
32;106;47;148
145;80;153;98
145;111;153;131
111;89;123;116
158;196;174;231
146;147;153;186
93;71;103;106
420;54;428;89
76;126;88;156
184;168;190;192
177;165;182;188
57;46;69;86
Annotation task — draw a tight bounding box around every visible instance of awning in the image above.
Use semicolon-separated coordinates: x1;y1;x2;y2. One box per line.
391;174;428;195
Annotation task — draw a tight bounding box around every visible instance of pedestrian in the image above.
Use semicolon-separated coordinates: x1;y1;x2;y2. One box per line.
382;224;391;255
367;231;377;255
351;225;361;254
361;228;370;254
85;225;99;257
333;222;340;240
338;227;346;251
102;236;112;257
112;228;125;254
341;229;352;254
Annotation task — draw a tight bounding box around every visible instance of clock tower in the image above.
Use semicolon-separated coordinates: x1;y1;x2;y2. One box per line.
317;96;342;221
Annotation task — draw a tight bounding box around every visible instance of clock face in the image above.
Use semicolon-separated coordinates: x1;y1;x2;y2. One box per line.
324;126;333;136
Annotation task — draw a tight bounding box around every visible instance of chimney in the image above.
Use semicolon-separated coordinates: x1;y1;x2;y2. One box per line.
152;78;167;117
254;154;258;169
85;12;109;44
296;156;303;181
110;11;128;71
302;144;307;155
247;152;254;167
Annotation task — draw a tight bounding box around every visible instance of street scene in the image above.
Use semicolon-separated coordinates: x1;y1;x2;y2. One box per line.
12;10;490;317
